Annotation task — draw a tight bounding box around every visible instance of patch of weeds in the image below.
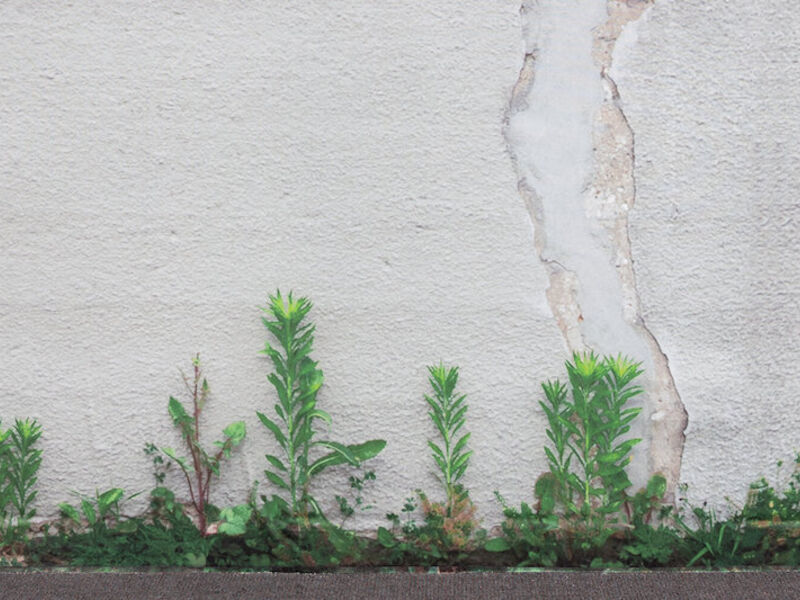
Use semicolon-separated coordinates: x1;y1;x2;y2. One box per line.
378;364;483;565
336;469;377;528
213;290;386;569
486;492;560;567
619;475;682;567
211;488;369;570
538;352;644;563
488;352;649;567
155;353;248;535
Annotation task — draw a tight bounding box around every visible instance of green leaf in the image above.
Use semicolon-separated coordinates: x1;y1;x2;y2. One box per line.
613;438;642;455
450;404;468;429
306;409;332;427
453;450;473;470
58;503;81;523
167;396;191;426
453;433;471;456
267;373;290;406
264;470;289;490
114;519;138;534
292;425;312;447
308;439;386;476
535;474;558;513
312;440;357;465
597;450;624;464
97;488;124;515
222;421;246;445
485;538;511;552
543;446;560;469
345;439;386;462
257;412;287;448
81;498;96;525
647;474;667;499
182;553;207;568
558;416;582;438
262;345;288;379
377;526;397;548
162;447;194;473
218;504;253;536
424;395;444;420
427;440;445;462
432;454;447;475
428;411;447;441
265;454;287;472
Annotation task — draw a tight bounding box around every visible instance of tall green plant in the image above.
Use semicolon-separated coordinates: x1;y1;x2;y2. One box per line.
257;290;385;521
425;363;472;509
378;364;480;563
538;351;643;558
0;418;42;550
159;355;246;534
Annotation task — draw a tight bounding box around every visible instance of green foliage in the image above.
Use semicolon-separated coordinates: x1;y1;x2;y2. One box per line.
57;487;137;533
378;364;482;565
538;351;643;561
34;485;215;567
674;503;754;567
0;418;42;552
377;493;482;566
619;475;681;567
741;454;800;524
336;469;377;527
378;494;451;566
159;354;246;534
211;489;369;569
258;290;385;521
487;492;560;567
424;364;473;506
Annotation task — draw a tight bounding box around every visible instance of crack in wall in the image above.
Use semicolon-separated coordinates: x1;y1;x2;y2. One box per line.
505;0;688;496
505;48;588;350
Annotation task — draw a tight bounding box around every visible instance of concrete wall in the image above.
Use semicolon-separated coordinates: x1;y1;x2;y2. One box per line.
1;0;798;530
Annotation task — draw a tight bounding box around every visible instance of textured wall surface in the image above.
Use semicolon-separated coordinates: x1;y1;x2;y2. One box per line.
614;0;800;509
1;0;798;533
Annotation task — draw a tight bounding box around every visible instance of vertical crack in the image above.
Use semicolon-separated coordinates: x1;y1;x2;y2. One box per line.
505;0;688;496
592;0;688;497
504;45;588;352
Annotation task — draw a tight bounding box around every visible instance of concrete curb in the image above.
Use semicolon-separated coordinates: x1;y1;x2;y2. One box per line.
2;569;800;600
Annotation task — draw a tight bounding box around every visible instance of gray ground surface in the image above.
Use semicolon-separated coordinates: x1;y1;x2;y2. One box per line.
2;570;800;599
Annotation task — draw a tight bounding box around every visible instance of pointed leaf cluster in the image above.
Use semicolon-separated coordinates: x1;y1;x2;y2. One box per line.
0;418;42;549
538;351;643;530
424;363;473;507
259;290;385;520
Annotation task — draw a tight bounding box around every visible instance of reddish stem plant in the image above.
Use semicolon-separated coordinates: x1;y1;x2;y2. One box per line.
161;354;246;534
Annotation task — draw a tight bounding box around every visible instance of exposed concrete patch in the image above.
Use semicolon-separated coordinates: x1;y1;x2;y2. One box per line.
592;0;688;497
504;46;586;352
505;0;687;495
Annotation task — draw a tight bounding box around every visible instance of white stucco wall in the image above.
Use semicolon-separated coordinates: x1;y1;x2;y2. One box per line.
614;0;800;509
1;0;798;531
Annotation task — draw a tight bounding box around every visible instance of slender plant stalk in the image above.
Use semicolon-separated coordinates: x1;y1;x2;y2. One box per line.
425;363;472;513
258;290;386;522
161;354;246;534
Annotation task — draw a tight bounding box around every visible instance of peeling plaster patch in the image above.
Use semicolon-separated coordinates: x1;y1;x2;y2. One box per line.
506;0;687;494
591;0;688;496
